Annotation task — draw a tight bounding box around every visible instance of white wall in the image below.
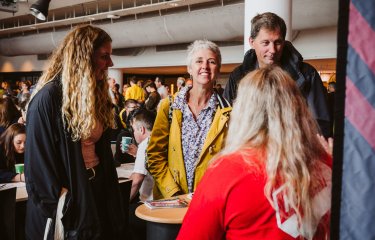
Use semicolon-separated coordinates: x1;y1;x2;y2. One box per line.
293;26;337;59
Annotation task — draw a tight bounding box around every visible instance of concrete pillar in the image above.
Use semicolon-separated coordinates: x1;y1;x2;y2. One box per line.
244;0;292;53
108;68;123;89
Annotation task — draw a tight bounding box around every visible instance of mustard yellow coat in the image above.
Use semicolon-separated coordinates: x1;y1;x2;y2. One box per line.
147;96;231;199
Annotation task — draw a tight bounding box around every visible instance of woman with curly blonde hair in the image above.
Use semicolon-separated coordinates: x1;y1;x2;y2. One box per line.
178;66;332;240
25;25;125;239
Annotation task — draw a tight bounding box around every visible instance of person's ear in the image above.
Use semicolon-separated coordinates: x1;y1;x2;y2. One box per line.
140;126;146;135
249;37;254;47
187;66;192;75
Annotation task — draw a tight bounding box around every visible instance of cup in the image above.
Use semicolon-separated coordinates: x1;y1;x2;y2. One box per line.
121;137;133;152
15;163;24;174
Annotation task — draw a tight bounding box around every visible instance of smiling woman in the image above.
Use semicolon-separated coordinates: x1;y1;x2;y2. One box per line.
147;40;232;199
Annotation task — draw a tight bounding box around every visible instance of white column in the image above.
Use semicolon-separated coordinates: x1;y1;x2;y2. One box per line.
108;68;123;89
244;0;292;53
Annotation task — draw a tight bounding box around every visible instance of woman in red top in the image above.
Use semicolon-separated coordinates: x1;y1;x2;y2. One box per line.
178;66;332;240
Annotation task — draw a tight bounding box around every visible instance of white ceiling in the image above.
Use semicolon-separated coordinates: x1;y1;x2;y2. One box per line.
0;0;338;56
0;0;338;31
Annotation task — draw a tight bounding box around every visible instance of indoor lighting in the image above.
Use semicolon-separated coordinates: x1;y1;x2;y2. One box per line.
30;0;51;21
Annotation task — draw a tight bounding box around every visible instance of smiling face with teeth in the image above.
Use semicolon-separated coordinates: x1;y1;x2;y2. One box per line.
188;48;220;89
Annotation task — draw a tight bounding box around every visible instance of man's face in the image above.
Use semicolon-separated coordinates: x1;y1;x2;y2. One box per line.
250;28;285;68
131;121;142;144
154;79;161;88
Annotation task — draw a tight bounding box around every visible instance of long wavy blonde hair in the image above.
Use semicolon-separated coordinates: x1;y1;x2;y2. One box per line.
220;66;329;239
30;25;114;141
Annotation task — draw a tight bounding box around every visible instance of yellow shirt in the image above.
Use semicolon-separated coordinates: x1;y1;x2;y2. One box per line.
125;85;145;101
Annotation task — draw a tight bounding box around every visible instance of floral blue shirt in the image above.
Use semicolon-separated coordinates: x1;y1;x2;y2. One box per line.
171;86;217;192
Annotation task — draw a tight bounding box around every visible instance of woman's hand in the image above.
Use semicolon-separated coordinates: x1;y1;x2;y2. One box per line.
317;134;333;156
126;144;138;157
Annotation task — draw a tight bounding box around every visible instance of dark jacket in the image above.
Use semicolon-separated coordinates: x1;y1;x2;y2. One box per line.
25;77;125;239
0;147;23;183
223;41;331;137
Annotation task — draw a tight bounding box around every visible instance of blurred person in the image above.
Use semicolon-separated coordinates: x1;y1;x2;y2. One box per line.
223;12;331;138
185;78;193;88
154;76;168;99
25;25;125;239
137;80;144;88
115;99;141;165
147;40;231;199
17;80;31;107
143;80;161;113
0;123;26;183
1;81;14;97
113;83;125;112
125;77;145;103
178;67;331;240
176;77;186;92
107;77;117;105
122;83;130;98
0;98;21;135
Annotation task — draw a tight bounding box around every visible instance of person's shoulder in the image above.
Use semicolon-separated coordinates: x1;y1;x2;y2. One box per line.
300;61;318;73
29;80;61;110
209;150;264;175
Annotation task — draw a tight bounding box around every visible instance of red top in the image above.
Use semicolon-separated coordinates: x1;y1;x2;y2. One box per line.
177;149;332;240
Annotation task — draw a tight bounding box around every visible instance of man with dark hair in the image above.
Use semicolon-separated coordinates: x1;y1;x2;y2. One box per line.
224;12;331;137
127;109;156;240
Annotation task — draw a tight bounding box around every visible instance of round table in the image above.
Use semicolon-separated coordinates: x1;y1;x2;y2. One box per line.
135;195;190;240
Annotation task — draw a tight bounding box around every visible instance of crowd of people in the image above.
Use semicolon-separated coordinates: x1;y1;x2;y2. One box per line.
0;11;337;240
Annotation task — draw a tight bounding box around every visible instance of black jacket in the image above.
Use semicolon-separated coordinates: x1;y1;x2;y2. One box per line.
25;77;125;239
223;41;331;137
0;147;23;183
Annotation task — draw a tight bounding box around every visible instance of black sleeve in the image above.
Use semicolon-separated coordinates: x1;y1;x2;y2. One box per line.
223;66;243;105
0;150;17;183
301;63;332;138
25;86;64;218
0;169;17;183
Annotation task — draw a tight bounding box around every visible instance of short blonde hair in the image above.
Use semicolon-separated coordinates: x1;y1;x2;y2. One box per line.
186;40;221;69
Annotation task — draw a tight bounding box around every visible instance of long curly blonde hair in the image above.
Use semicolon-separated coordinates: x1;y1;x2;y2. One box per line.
30;25;114;141
221;66;330;239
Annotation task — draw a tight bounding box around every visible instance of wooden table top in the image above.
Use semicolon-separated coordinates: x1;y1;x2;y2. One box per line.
135;195;191;224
